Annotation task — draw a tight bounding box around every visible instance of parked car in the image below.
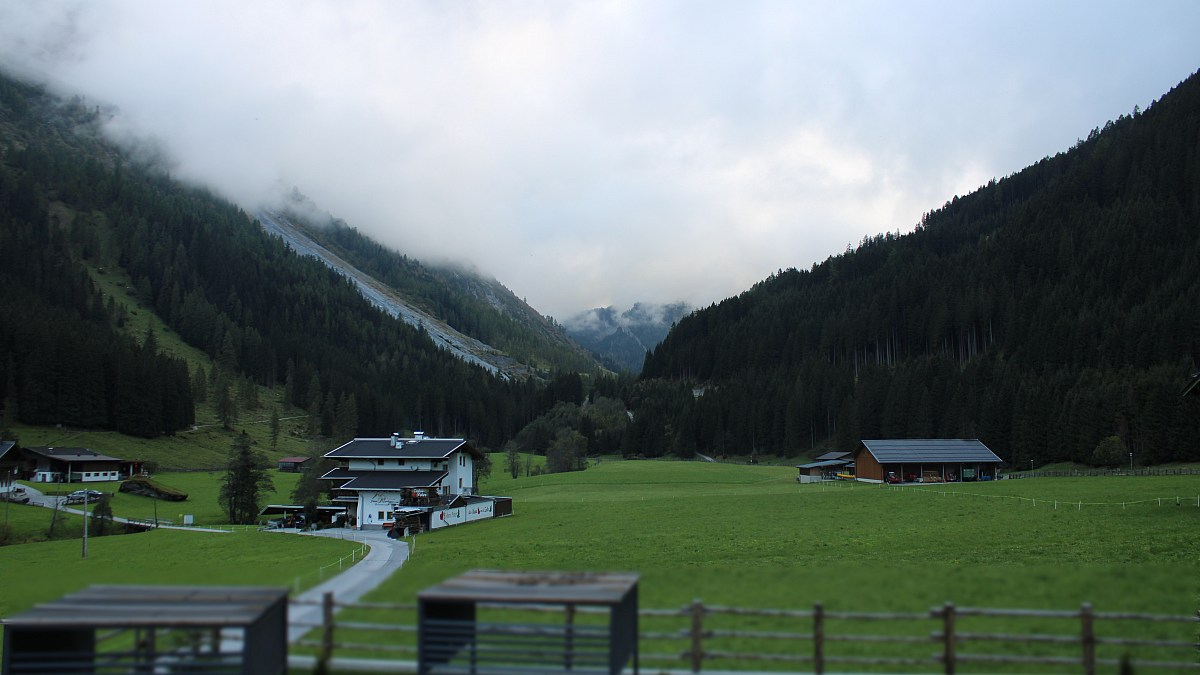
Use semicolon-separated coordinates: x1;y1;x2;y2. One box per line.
65;489;105;504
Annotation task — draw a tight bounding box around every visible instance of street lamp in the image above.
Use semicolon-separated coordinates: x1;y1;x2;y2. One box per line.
1129;452;1133;473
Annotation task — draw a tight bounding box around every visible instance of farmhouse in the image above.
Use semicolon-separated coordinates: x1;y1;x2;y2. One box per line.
321;432;510;532
854;439;1002;484
19;446;140;483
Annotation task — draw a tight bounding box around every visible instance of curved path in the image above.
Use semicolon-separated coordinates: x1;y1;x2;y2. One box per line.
281;528;410;642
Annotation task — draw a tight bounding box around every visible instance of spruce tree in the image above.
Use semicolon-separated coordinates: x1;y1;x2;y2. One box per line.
219;431;274;524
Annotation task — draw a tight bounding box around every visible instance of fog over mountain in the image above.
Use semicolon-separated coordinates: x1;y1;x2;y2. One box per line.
564;302;693;373
1;1;1198;318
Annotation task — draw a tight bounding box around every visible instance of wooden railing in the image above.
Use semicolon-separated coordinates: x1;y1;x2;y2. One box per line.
288;595;1199;673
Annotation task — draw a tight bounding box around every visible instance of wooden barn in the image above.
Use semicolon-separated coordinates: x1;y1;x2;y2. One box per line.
276;456;311;473
854;439;1002;484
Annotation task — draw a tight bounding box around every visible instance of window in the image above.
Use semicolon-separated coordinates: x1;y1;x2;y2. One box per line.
377;511;386;520
377;459;385;466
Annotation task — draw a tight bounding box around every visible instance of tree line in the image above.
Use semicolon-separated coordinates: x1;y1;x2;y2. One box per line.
637;69;1200;466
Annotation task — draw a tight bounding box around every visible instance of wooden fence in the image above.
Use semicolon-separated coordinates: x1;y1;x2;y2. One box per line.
1009;467;1200;479
289;595;1199;673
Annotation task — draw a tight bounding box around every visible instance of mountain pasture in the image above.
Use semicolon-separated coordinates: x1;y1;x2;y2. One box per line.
423;459;1199;597
322;459;1199;669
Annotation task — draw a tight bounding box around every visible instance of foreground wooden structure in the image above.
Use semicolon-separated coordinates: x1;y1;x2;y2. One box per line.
2;585;287;675
290;594;1200;674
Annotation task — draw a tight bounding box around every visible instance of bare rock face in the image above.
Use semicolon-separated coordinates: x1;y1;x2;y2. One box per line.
119;477;188;502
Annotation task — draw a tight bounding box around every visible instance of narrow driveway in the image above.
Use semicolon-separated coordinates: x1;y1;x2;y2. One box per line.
281;527;410;642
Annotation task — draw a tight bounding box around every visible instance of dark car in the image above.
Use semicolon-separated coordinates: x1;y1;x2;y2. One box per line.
65;489;105;504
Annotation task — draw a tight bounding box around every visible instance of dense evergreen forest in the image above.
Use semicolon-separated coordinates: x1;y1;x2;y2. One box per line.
0;70;563;447
636;70;1200;466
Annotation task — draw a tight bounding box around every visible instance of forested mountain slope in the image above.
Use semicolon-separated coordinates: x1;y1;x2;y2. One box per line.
636;70;1200;466
0;70;553;447
261;198;597;377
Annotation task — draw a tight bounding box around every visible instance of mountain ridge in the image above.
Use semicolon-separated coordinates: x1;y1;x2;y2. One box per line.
564;301;692;372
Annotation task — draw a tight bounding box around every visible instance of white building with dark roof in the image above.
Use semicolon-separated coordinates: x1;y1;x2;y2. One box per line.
322;433;509;531
22;447;139;483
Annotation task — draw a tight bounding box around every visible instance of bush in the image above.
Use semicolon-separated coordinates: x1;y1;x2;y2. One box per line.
1092;435;1128;468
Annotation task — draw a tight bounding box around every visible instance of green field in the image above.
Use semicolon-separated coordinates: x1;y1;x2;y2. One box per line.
323;458;1199;670
4;457;1198;671
395;459;1200;602
20;470;302;527
0;527;363;654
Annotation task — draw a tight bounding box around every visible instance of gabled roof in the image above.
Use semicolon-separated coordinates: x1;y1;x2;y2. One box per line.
815;451;851;462
859;439;1002;464
795;459;851;470
0;440;16;461
23;446;125;463
338;470;448;491
324;437;480;460
277;456;310;463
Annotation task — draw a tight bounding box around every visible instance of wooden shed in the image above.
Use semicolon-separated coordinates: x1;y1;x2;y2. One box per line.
276;456;310;472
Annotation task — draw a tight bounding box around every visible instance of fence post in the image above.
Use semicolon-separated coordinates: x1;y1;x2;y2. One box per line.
689;599;704;673
565;603;576;670
1080;603;1095;675
813;602;824;675
941;602;956;675
316;591;335;674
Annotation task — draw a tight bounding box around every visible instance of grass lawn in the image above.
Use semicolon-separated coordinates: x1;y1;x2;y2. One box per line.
23;470;303;527
323;460;1199;671
0;527;363;651
1;501;90;545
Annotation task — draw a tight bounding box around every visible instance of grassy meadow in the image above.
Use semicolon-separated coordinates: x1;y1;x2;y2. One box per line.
19;470;302;528
323;457;1199;670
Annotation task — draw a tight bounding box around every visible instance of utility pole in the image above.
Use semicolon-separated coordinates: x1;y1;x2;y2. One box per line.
82;493;90;559
4;468;15;526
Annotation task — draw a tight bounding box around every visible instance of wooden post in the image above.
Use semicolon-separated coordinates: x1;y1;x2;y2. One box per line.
1080;603;1095;675
812;602;825;675
565;603;576;671
316;591;335;674
942;602;956;675
689;599;704;673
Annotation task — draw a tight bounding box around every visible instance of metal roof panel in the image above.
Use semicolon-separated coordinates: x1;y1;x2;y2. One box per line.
860;439;1002;464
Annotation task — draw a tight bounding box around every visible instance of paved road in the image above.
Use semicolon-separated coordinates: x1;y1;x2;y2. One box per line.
279;527;411;643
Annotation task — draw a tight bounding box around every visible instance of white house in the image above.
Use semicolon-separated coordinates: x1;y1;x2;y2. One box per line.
22;447;139;483
321;433;501;531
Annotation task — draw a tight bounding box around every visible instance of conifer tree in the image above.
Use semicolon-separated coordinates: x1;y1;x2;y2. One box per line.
219;431;274;524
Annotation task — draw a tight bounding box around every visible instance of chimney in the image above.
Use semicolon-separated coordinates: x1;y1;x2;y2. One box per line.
413;430;425;441
390;433;399;448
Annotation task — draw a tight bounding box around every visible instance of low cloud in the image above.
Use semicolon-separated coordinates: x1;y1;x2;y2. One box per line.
2;1;1197;318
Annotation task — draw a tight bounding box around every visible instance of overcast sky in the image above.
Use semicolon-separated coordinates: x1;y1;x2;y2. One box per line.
1;2;1198;319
